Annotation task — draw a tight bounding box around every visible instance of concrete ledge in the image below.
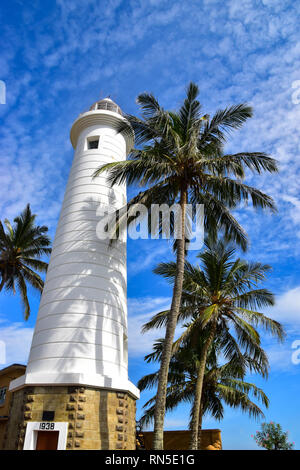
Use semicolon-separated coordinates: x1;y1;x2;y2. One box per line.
9;373;140;399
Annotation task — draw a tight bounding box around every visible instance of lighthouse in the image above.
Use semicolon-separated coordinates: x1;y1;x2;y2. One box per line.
5;98;139;451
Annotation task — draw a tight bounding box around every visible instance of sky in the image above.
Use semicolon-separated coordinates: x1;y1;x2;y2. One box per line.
0;0;300;450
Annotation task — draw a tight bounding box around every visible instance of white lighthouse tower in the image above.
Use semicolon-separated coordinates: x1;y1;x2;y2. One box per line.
6;98;139;451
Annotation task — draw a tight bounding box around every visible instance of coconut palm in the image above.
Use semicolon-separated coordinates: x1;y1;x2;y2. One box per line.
93;83;278;449
143;239;284;448
0;204;51;319
138;338;269;449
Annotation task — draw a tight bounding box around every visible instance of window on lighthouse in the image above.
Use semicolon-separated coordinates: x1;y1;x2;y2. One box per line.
87;137;99;149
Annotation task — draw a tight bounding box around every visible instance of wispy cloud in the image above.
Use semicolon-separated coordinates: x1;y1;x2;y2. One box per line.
0;320;33;367
128;296;171;357
266;285;300;328
128;241;172;276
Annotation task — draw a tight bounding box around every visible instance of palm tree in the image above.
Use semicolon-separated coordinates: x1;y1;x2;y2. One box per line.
0;204;51;319
143;239;284;449
138;338;269;449
93;83;278;449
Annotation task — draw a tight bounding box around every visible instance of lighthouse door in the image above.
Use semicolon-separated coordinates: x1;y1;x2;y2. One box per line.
36;431;59;450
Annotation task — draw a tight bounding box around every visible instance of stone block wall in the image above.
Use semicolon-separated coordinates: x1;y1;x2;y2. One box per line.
3;386;136;450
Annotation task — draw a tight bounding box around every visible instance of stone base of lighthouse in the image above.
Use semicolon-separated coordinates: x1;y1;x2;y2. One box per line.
4;385;136;450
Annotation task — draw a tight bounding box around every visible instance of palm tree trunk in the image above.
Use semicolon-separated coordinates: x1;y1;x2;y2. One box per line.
189;321;217;450
152;188;187;450
197;404;203;450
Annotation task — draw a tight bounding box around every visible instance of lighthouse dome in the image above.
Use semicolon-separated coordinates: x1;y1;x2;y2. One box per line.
89;97;123;115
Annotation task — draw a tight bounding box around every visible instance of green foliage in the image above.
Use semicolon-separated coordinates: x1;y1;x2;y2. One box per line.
143;238;285;353
141;238;285;448
138;337;270;428
93;82;278;250
0;204;51;319
253;422;294;450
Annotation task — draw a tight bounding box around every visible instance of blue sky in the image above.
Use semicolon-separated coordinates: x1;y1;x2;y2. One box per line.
0;0;300;450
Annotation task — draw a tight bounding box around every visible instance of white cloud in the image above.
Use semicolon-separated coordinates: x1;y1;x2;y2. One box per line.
0;321;33;368
266;286;300;328
128;241;172;276
264;341;296;373
259;286;300;373
128;296;171;357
